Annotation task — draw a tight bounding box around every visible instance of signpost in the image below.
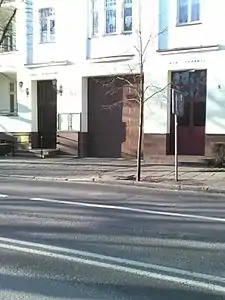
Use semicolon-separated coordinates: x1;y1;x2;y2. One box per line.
172;89;185;181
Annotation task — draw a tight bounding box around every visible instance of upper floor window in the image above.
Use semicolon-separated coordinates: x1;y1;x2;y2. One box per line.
0;24;14;52
92;0;99;35
123;0;132;32
39;7;55;43
90;0;133;37
178;0;200;25
0;6;16;52
105;0;116;34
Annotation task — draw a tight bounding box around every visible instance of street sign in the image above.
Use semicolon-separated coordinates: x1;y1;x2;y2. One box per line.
171;88;185;182
176;92;185;117
172;89;185;117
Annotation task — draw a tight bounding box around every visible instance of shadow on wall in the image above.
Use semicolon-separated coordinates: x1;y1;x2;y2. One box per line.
11;103;32;125
17;103;31;114
57;133;79;156
0;102;32;146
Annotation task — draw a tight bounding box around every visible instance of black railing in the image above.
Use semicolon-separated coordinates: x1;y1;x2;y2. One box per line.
57;113;81;131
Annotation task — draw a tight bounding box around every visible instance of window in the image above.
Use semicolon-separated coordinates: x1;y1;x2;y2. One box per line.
105;0;116;34
0;23;14;53
9;82;16;113
39;8;55;43
178;0;200;25
89;0;133;36
92;0;99;35
123;0;132;32
2;33;13;52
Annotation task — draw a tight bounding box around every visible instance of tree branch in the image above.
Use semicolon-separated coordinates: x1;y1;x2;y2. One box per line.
0;0;4;8
143;83;171;103
101;97;139;111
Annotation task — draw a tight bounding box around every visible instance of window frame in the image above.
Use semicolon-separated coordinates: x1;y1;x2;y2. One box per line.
0;23;15;53
91;0;99;36
177;0;200;26
39;7;56;44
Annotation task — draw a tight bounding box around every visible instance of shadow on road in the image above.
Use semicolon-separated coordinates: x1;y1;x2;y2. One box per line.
0;272;222;300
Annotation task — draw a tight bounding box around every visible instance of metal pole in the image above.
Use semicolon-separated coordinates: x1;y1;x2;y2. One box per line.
12;138;15;157
40;135;43;159
174;112;178;181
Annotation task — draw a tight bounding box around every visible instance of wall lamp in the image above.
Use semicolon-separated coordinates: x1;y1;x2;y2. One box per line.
19;81;23;89
52;79;63;96
19;81;29;96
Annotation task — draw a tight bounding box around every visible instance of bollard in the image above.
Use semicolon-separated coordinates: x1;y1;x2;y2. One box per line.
40;135;43;159
11;139;15;157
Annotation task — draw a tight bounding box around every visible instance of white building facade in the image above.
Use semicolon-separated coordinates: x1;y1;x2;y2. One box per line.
0;0;224;158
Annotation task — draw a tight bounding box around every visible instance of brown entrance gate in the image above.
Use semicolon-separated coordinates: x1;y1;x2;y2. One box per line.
87;77;140;158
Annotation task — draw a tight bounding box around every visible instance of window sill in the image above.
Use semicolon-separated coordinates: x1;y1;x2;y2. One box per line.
0;112;18;117
176;21;202;27
0;50;17;55
89;34;100;39
102;32;118;37
89;31;132;39
121;31;133;35
39;41;56;45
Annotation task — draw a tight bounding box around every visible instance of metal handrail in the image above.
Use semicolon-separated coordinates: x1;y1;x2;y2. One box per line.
57;112;81;131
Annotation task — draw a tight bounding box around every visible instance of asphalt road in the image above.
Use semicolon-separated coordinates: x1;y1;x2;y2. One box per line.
0;178;224;299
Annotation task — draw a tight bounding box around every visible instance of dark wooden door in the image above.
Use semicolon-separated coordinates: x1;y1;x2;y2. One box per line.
37;80;57;149
169;70;207;156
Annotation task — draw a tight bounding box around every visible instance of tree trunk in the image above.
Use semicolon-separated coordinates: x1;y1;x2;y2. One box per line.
136;99;144;181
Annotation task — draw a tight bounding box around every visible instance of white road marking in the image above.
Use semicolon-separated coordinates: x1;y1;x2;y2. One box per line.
0;241;224;295
30;197;225;223
0;236;224;285
0;194;8;198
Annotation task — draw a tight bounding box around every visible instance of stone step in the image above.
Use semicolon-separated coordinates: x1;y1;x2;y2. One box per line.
14;149;59;158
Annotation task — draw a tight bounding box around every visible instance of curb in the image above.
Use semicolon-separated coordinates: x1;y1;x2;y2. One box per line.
91;179;225;194
2;174;225;195
6;174;96;182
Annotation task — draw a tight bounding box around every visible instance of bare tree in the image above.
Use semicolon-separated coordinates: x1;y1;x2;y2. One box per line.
0;0;16;50
95;21;169;181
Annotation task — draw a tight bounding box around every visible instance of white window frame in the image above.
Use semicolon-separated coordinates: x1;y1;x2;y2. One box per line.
123;0;132;33
39;7;55;43
177;0;200;25
91;0;99;36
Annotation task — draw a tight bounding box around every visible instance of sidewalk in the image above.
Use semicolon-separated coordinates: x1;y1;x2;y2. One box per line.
0;157;225;194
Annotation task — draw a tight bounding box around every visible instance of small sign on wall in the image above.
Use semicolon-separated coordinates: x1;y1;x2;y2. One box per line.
57;113;81;131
